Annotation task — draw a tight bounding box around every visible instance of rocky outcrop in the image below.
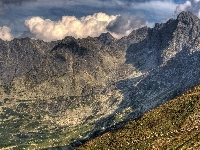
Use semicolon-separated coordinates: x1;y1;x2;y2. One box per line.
97;32;115;45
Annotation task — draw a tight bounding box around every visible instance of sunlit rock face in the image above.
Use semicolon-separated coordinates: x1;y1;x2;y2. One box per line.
0;11;199;149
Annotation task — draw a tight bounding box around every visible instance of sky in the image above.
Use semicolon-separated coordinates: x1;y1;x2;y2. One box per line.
0;0;199;41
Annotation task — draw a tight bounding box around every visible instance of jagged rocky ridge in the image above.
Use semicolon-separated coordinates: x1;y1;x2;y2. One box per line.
0;11;199;149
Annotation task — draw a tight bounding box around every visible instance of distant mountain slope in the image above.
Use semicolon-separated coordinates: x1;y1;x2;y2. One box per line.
78;84;200;150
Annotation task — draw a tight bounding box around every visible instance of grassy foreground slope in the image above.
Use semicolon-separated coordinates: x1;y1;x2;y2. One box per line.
78;85;200;150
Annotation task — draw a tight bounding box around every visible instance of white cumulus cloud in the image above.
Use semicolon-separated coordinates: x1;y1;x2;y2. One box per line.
0;26;13;41
25;13;117;42
175;0;200;18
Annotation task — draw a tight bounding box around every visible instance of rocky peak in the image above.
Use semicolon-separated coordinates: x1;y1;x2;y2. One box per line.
174;11;200;50
177;11;200;24
97;32;115;45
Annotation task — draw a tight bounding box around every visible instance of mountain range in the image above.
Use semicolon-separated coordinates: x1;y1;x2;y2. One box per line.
0;11;199;149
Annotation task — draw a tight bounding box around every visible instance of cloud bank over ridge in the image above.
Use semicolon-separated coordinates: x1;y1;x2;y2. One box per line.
24;13;147;41
25;13;117;41
106;14;146;38
0;0;199;41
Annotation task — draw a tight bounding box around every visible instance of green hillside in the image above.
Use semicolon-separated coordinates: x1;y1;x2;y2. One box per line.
78;85;200;150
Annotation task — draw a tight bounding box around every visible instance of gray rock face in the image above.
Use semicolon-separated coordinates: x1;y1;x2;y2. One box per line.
0;11;199;149
97;32;115;45
114;11;200;116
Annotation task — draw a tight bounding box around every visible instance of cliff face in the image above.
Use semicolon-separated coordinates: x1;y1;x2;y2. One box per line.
0;11;199;149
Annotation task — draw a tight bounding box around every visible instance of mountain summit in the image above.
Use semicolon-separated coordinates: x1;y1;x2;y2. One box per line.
177;11;200;23
0;11;199;149
97;32;115;45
